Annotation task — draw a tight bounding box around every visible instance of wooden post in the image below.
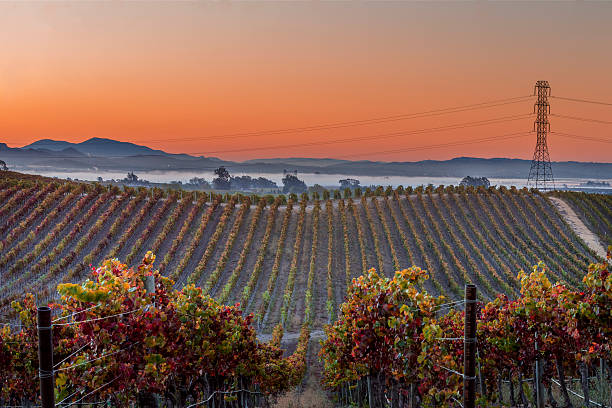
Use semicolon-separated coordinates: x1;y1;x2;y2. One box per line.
464;284;477;408
37;306;55;408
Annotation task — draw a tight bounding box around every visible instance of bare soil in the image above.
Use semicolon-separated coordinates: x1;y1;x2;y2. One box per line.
549;196;607;259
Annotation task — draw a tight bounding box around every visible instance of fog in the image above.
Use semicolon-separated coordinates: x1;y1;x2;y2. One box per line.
19;169;612;190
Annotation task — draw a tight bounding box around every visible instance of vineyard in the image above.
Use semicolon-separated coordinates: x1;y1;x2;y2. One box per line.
0;171;610;406
0;172;604;332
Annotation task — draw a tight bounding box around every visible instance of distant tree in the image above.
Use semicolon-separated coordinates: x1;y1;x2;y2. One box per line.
395;185;404;195
213;167;231;190
125;172;138;182
354;188;362;198
282;174;307;194
188;177;211;188
333;190;342;199
230;175;277;190
343;188;352;199
459;176;490;188
0;160;7;171
97;176;103;182
339;178;360;189
256;177;278;189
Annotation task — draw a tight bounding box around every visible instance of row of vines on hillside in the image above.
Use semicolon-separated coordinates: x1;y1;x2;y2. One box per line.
218;199;266;303
0;253;309;407
241;199;282;310
322;248;612;408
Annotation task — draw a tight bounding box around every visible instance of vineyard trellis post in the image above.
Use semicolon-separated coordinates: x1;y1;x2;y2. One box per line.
37;306;55;408
145;274;155;296
535;335;544;408
464;284;477;408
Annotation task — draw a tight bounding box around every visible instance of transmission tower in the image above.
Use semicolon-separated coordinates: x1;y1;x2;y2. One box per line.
527;80;555;191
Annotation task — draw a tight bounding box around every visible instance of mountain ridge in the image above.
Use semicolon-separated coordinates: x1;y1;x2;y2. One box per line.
2;138;611;178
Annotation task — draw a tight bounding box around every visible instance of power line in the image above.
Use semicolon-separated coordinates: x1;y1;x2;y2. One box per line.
129;95;533;143
323;131;532;159
550;95;612;107
550;113;612;125
8;114;531;160
187;114;533;156
551;131;612;144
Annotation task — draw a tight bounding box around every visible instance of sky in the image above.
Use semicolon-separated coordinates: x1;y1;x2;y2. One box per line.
1;1;611;163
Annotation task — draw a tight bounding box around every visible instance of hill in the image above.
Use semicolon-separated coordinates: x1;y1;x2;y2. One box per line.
0;173;604;335
1;138;611;178
23;137;172;157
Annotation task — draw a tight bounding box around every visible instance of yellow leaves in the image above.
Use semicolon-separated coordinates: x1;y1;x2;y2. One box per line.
143;251;155;266
55;372;68;388
422;322;442;343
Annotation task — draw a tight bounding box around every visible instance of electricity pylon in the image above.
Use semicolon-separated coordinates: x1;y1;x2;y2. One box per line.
528;80;555;191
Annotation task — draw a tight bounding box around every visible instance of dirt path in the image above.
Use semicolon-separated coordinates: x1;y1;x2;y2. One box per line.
549;197;607;259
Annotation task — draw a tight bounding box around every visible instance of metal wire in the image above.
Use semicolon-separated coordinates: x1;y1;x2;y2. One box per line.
55;342;139;372
185;389;264;408
451;396;464;408
52;303;102;323
435;300;465;310
52;308;141;327
437;365;476;381
58;376;119;408
53;342;91;369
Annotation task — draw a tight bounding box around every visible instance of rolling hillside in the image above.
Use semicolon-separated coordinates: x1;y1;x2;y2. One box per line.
0;172;603;334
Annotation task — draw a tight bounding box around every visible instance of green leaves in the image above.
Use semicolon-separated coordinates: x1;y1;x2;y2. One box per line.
322;251;612;405
1;251;306;403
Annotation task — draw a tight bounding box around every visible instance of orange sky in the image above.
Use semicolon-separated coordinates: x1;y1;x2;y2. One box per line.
1;2;611;162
